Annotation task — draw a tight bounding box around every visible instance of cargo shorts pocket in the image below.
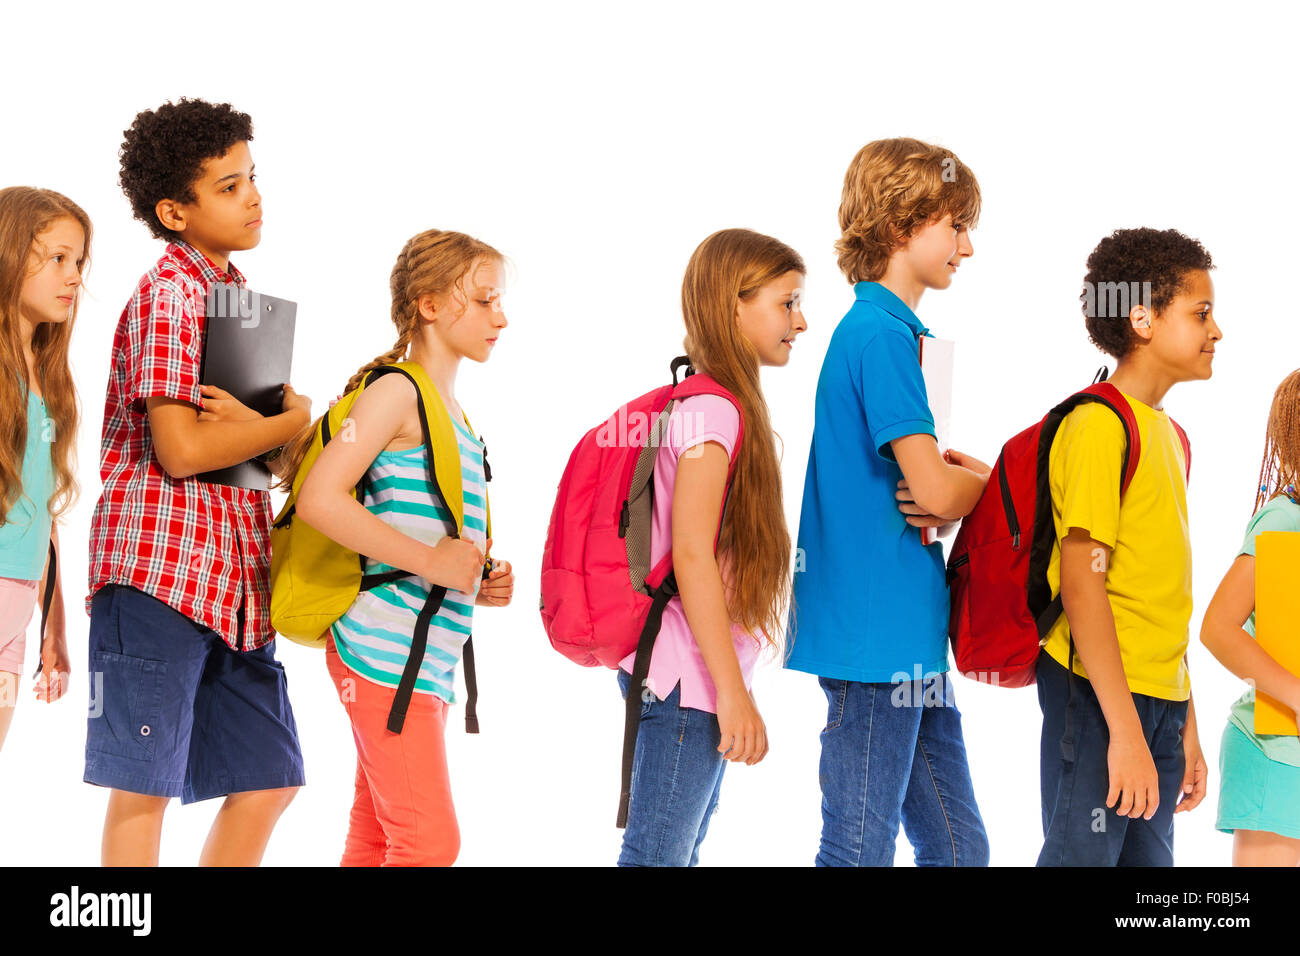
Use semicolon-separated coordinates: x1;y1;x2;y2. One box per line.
87;651;168;761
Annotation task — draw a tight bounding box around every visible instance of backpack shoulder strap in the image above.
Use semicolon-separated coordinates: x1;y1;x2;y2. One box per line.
367;362;463;536
669;366;746;473
1169;417;1192;483
1059;382;1142;496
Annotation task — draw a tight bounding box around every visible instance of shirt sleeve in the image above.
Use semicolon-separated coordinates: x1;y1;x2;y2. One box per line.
1050;403;1126;550
1239;499;1300;557
858;326;935;462
670;393;740;461
127;277;203;412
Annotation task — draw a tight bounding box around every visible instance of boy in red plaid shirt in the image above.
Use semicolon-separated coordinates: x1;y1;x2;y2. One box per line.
85;99;312;866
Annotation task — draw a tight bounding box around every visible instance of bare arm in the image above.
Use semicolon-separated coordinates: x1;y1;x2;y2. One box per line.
294;374;485;595
673;440;766;764
146;384;311;479
1201;553;1300;713
891;434;988;520
1059;527;1158;818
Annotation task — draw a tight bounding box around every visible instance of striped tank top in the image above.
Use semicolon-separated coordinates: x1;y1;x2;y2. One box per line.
331;415;488;703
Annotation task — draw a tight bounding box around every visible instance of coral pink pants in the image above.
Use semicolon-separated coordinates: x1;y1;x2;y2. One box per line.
326;638;460;866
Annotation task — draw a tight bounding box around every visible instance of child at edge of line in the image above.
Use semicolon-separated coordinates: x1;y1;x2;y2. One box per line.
0;186;89;750
616;228;807;867
287;229;515;867
1036;227;1217;867
786;138;992;867
1201;369;1300;866
85;99;313;866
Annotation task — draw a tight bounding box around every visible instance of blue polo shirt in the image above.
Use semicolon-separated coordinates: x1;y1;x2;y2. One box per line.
785;281;949;683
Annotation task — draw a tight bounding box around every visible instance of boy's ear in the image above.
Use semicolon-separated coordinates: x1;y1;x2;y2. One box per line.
1129;305;1154;341
155;198;185;234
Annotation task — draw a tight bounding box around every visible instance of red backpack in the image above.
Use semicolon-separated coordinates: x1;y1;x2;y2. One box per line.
540;356;743;826
946;377;1190;688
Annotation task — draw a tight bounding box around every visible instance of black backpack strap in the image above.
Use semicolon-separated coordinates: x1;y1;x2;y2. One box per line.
359;364;480;735
386;584;447;733
618;572;679;828
30;538;56;681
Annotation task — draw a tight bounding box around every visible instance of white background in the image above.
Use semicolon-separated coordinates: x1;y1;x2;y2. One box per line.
1;0;1294;867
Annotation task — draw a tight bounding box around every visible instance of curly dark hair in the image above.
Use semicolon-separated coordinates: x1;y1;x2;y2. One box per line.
118;98;254;241
1080;227;1214;359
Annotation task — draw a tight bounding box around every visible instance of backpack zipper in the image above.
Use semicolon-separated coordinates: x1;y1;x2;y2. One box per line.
997;461;1020;549
618;500;630;538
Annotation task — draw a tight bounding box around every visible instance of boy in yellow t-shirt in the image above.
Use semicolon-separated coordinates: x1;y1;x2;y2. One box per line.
1037;227;1218;867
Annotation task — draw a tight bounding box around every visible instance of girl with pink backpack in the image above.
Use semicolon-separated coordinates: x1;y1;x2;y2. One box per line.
550;228;807;865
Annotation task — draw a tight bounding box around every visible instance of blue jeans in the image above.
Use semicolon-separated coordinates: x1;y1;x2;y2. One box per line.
1036;650;1187;866
816;672;989;866
616;669;727;867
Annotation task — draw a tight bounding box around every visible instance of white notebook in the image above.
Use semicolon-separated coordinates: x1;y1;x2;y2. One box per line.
918;335;954;546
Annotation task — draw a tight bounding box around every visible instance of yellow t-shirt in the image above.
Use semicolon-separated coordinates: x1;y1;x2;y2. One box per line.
1041;390;1191;701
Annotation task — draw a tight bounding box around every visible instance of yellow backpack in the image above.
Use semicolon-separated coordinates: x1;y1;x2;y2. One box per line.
270;361;492;733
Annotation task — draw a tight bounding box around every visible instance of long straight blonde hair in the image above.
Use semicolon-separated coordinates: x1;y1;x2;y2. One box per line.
680;228;803;644
0;187;91;525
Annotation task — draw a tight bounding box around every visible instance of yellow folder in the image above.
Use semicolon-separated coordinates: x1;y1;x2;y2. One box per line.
1254;531;1300;736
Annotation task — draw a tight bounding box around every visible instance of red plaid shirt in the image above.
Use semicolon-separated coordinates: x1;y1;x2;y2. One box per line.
87;241;274;650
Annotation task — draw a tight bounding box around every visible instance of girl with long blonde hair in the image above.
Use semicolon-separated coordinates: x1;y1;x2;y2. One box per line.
616;228;806;866
0;186;90;750
288;229;515;866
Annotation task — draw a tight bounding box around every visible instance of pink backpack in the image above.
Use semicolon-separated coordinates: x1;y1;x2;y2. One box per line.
540;356;744;826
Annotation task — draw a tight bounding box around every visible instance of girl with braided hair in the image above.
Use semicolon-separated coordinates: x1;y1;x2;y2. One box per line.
284;228;515;866
1202;369;1300;865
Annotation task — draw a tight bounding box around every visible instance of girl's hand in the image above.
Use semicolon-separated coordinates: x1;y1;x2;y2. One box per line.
896;479;957;536
428;536;489;595
1107;728;1161;819
476;558;514;606
34;632;70;703
715;684;768;765
197;384;261;423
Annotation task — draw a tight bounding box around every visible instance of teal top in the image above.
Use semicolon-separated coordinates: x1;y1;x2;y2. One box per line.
0;388;54;580
331;416;488;704
1230;494;1300;767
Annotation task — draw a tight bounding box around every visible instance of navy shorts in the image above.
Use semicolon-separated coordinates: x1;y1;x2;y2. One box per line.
84;584;305;803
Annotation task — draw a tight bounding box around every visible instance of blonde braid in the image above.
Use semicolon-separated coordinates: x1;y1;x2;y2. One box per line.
342;247;422;394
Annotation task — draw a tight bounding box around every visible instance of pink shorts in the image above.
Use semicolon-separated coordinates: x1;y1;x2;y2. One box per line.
0;577;39;675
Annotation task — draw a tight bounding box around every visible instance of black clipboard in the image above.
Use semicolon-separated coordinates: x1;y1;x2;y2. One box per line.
197;283;298;490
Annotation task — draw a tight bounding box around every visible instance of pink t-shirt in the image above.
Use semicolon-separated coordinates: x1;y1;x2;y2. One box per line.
618;393;760;713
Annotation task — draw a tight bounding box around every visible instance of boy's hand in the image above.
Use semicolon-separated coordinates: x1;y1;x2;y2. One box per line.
476;558;514;606
944;448;991;479
1175;717;1208;813
198;385;261;423
715;684;768;765
1107;729;1161;819
896;479;957;535
281;384;312;420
